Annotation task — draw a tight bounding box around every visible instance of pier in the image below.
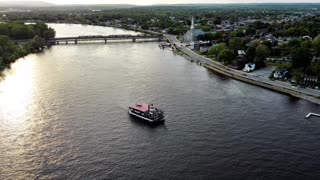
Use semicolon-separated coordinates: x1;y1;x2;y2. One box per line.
305;113;320;119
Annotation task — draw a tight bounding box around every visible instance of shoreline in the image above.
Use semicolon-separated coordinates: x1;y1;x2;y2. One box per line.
0;22;156;78
2;22;319;104
165;35;320;105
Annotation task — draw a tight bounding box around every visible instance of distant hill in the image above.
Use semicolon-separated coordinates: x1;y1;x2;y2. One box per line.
52;4;137;11
0;2;137;10
62;4;137;9
0;1;55;7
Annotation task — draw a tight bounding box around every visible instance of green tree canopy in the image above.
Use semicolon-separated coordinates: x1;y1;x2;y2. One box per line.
255;44;271;67
312;35;320;56
291;47;312;69
255;45;271;61
208;43;227;56
217;50;235;65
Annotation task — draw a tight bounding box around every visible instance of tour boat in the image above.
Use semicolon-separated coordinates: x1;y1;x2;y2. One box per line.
129;103;165;123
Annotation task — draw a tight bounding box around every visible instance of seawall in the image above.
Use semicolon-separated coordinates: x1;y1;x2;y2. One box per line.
166;35;320;105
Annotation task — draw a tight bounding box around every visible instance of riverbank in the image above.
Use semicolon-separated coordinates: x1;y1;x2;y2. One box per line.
165;34;320;105
0;22;55;77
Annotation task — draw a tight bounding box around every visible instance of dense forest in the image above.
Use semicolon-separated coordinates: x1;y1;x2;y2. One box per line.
0;22;55;71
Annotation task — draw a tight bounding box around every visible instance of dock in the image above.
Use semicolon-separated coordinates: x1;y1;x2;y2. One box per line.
305;113;320;119
159;42;171;48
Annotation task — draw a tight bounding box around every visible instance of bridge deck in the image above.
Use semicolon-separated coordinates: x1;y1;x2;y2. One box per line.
49;34;162;41
10;34;163;44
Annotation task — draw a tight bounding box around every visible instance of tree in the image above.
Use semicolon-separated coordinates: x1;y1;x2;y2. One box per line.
261;40;272;50
197;25;211;32
291;68;304;85
255;45;271;61
213;32;223;40
255;44;271;67
291;47;312;69
313;35;320;56
29;35;46;52
208;43;227;56
231;30;245;37
245;27;256;36
229;37;241;51
301;40;312;49
288;38;301;48
198;33;215;41
0;24;9;36
213;17;222;25
245;46;256;62
250;40;260;48
217;50;235;65
229;37;248;51
312;61;320;78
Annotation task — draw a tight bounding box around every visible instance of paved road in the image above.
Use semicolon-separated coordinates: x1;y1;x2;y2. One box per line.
165;34;320;98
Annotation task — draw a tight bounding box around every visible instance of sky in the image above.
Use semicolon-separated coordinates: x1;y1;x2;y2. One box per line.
1;0;320;5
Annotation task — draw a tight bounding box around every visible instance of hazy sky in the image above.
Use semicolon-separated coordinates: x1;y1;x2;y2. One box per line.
2;0;320;5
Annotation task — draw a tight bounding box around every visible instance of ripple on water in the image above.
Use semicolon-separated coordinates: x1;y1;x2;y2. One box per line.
0;24;320;179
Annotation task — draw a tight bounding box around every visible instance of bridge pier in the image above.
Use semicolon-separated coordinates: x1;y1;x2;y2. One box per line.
75;40;78;44
56;41;59;45
132;38;136;42
104;39;107;44
66;41;68;44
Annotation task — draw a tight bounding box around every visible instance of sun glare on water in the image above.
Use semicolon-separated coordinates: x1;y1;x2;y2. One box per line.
0;57;35;126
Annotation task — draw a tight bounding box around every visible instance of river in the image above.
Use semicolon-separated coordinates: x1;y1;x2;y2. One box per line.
0;24;320;179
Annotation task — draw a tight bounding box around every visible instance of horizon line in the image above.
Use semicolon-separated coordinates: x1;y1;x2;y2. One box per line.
2;1;320;6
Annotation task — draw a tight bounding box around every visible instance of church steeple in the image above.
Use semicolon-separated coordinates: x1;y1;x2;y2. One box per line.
191;16;195;30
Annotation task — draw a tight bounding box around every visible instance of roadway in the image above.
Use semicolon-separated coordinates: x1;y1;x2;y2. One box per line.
165;34;320;99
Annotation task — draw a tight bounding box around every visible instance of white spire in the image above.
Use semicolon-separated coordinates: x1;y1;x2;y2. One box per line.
191;16;195;30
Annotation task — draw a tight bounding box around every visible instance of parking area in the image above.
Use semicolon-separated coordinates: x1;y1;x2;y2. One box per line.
249;66;276;79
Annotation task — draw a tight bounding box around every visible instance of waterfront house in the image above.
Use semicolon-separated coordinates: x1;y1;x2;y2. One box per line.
266;56;292;64
273;68;289;79
191;41;212;51
243;63;256;72
304;76;319;88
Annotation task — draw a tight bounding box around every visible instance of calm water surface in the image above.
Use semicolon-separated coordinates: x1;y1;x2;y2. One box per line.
0;24;320;179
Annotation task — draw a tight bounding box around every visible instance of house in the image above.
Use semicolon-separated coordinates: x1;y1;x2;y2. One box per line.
237;50;246;56
243;63;256;72
273;68;289;79
304;76;318;88
191;41;212;51
266;56;292;64
200;46;210;53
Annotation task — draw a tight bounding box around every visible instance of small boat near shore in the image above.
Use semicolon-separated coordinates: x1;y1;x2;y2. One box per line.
129;103;165;123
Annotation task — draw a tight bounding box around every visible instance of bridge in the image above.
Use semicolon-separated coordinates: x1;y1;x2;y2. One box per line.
10;34;163;45
49;34;162;45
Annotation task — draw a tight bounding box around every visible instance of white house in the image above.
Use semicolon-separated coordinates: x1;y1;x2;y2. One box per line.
243;63;256;72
